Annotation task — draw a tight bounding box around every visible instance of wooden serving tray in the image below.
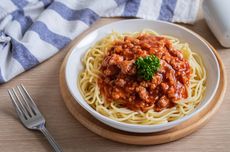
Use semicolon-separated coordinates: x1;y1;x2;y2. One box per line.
59;37;226;145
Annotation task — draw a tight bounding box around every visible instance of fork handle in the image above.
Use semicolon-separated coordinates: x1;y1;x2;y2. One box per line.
39;126;63;152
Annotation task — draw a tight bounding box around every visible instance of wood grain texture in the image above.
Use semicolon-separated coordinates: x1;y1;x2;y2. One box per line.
59;39;226;145
0;10;230;152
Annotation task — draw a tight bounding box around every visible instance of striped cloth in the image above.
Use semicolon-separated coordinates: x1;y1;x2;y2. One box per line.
0;0;200;83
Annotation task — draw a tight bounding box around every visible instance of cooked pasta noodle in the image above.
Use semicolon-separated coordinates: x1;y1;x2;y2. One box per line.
78;30;206;125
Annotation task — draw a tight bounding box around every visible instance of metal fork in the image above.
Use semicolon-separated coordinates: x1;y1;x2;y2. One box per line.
8;84;63;152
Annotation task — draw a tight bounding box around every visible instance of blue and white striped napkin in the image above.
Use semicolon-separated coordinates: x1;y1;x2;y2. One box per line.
0;0;200;83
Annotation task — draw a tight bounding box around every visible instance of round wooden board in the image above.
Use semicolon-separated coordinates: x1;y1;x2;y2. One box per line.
59;35;226;145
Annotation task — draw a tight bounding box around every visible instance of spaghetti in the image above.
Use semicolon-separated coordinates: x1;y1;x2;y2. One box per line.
78;30;206;125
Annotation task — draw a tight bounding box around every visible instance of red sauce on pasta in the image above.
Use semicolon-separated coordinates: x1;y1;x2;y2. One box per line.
98;34;191;112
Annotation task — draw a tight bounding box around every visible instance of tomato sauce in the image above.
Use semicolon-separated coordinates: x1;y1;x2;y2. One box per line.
98;34;190;112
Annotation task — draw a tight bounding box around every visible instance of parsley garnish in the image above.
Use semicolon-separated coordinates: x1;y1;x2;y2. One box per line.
135;54;160;80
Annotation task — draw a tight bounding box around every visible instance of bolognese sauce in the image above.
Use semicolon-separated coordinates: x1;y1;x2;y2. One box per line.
98;34;191;112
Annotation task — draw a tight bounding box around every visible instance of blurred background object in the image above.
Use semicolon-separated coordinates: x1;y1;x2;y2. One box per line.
203;0;230;47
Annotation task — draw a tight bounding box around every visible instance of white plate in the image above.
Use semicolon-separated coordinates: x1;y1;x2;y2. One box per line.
65;19;220;133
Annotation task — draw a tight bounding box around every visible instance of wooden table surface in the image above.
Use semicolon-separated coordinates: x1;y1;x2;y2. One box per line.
0;11;230;152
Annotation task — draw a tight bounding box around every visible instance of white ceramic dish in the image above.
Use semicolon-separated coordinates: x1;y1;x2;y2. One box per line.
65;19;220;133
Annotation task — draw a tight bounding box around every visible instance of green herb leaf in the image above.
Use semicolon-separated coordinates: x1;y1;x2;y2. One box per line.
135;54;160;80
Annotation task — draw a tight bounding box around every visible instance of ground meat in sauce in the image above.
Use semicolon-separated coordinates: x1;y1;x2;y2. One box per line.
98;34;191;112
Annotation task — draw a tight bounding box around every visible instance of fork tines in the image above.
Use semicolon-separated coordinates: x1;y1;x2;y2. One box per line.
8;84;39;120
